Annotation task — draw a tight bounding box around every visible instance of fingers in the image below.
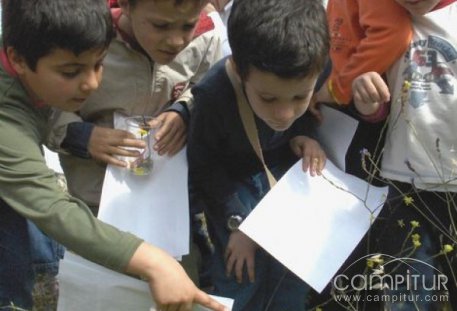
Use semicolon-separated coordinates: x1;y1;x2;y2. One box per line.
88;127;147;165
194;289;228;311
356;73;388;104
153;112;186;156
246;256;255;283
155;131;186;156
302;153;326;176
352;72;390;116
234;255;245;283
224;247;235;279
225;246;245;283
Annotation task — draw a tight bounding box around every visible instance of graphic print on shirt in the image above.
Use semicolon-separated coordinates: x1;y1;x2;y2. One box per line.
403;35;457;108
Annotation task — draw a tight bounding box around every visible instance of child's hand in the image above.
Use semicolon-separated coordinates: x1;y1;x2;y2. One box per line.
127;243;228;311
290;136;326;176
153;111;186;156
225;231;258;283
88;126;145;167
352;72;390;116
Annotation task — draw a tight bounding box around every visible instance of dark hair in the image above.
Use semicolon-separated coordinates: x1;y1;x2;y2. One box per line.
127;0;207;8
2;0;115;71
228;0;329;80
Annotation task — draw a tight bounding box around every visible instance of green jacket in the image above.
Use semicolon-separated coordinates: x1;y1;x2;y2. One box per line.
0;53;142;272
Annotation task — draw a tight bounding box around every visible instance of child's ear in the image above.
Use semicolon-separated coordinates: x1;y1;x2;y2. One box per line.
6;47;27;75
229;57;243;81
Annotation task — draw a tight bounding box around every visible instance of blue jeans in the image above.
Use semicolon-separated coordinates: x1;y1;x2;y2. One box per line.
205;165;310;311
0;199;64;309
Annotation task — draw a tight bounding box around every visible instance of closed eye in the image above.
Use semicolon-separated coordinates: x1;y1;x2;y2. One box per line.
60;70;81;79
152;23;169;30
182;23;197;31
260;96;276;103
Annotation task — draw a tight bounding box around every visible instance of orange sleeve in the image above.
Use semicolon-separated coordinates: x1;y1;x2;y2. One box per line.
328;0;412;105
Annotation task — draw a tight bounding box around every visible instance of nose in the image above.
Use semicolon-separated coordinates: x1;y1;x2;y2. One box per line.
80;68;101;93
273;103;296;124
166;31;187;50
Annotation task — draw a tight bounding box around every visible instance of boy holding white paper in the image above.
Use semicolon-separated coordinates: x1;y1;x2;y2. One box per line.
188;0;330;309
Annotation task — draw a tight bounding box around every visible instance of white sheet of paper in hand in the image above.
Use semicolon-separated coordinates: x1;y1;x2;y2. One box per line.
315;105;359;171
239;160;388;293
57;252;234;311
98;113;189;258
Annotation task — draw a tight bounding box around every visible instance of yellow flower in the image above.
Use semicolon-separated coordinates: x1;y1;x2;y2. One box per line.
133;167;146;176
402;80;412;91
367;254;384;268
413;240;422;248
316;307;323;311
397;219;405;228
403;196;414;206
443;244;454;254
410;220;420;228
411;233;421;248
138;128;149;137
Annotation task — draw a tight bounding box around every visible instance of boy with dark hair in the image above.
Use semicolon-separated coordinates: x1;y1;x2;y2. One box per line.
188;0;329;309
46;0;222;286
0;1;225;310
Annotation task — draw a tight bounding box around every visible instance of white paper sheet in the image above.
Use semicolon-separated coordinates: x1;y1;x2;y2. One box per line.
315;105;359;171
98;114;189;258
57;252;234;311
239;160;388;293
43;146;63;174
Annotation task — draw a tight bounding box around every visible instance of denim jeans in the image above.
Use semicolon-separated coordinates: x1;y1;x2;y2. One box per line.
0;199;64;309
205;164;311;311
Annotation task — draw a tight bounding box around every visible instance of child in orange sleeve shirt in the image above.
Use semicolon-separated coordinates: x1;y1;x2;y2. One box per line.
315;0;412;105
311;0;412;184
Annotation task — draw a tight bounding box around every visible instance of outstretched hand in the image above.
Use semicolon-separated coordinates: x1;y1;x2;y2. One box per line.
127;243;228;311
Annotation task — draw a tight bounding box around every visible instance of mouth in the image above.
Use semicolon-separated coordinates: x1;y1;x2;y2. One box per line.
269;122;291;131
159;49;180;57
72;98;87;104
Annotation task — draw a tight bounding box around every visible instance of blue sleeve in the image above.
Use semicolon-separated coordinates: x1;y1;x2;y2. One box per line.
61;122;94;159
188;87;250;223
165;101;190;125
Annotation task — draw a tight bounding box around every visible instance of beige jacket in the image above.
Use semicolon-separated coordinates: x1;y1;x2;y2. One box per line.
48;10;223;207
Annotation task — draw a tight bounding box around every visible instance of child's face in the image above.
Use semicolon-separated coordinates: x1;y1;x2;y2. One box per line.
395;0;441;15
121;0;204;64
243;66;317;132
10;47;106;112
